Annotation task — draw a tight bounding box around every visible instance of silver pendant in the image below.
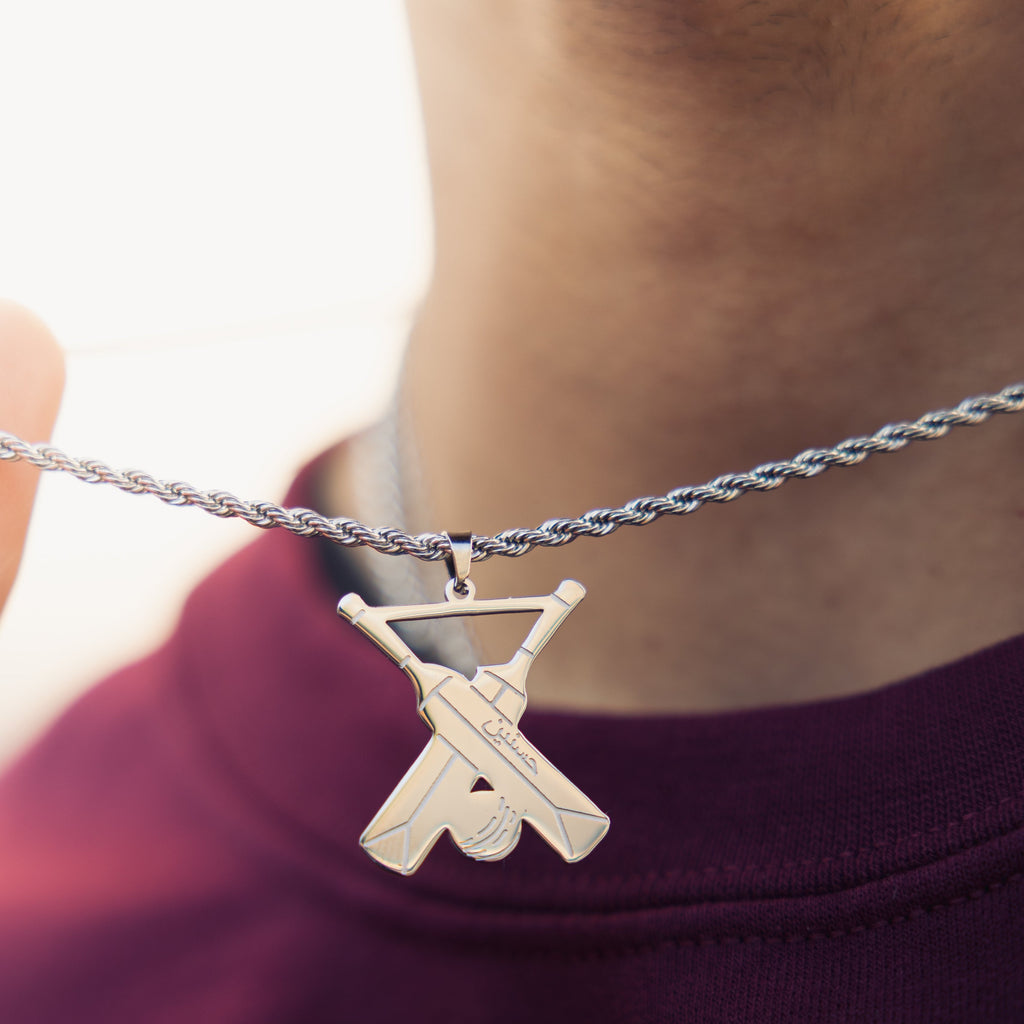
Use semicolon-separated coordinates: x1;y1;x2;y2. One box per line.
337;535;610;876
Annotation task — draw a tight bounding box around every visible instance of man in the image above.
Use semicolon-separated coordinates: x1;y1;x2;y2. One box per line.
0;2;1021;1020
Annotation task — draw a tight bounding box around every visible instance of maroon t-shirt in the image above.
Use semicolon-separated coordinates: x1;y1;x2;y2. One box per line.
0;465;1021;1022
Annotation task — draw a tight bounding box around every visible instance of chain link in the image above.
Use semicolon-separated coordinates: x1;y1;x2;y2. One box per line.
1;382;1022;562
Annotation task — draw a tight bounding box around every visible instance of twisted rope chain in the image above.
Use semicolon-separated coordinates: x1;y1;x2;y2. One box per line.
1;382;1022;562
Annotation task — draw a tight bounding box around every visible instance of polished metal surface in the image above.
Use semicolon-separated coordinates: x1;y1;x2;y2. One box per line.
443;531;473;596
1;382;1022;560
338;573;610;875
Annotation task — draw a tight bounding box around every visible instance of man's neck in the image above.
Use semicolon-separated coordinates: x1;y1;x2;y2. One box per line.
332;1;1024;713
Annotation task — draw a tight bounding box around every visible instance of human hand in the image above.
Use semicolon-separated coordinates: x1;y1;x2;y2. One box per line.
0;301;64;614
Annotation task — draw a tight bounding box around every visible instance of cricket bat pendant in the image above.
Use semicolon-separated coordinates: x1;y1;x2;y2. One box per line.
337;535;610;876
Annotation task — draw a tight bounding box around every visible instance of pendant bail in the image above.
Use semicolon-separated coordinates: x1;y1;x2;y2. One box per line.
444;532;474;597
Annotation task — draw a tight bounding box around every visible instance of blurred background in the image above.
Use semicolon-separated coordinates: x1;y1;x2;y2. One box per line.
0;1;431;763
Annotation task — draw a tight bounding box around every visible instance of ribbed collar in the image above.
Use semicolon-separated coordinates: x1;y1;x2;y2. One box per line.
167;454;1024;926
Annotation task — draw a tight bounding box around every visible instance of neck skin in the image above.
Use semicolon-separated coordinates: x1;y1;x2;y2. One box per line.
331;0;1024;713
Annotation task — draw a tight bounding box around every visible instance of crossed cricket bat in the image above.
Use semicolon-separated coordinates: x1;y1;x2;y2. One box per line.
338;579;610;875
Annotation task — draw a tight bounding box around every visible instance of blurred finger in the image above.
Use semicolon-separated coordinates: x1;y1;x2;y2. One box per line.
0;301;65;613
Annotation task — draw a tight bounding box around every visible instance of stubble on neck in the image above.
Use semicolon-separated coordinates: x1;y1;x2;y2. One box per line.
332;0;1024;713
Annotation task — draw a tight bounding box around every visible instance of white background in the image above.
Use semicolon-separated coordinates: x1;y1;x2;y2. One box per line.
0;1;431;762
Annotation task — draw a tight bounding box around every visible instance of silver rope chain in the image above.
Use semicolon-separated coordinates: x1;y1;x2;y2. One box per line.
1;381;1022;562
